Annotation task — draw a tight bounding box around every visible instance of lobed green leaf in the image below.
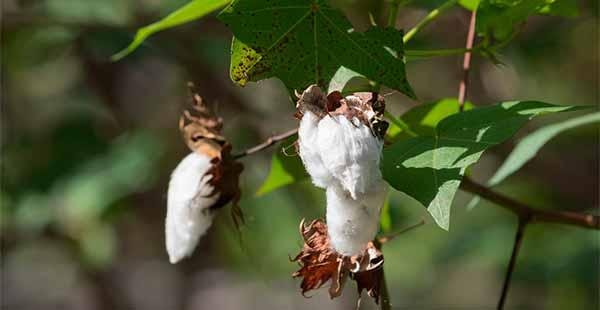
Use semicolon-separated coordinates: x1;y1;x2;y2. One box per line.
218;0;415;98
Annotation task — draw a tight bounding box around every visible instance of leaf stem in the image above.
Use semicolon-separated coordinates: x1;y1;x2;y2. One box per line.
387;1;400;27
405;46;479;58
403;0;458;43
384;110;418;137
457;10;477;110
378;218;425;244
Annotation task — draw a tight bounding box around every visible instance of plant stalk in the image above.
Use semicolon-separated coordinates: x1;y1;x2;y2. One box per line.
403;0;458;43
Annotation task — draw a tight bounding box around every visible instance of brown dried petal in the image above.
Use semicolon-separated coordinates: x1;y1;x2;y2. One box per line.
294;85;389;139
180;83;226;158
292;219;346;298
205;144;244;227
295;85;328;119
179;84;245;228
352;242;384;304
353;266;383;304
292;220;384;303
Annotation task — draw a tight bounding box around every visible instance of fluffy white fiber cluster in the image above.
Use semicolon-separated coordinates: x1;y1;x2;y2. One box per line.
298;109;386;256
166;152;219;264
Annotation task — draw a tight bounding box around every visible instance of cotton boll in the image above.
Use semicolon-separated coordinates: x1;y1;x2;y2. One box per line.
317;115;383;199
326;181;387;256
298;111;334;188
166;152;220;264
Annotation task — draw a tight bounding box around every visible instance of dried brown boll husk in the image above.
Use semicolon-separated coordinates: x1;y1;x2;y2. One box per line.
292;219;384;303
180;84;244;224
294;84;388;139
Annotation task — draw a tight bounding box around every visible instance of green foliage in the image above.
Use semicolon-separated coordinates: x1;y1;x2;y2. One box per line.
458;0;480;11
382;101;581;230
380;195;393;232
467;111;599;209
327;67;375;95
489;111;600;186
387;99;474;140
476;0;578;41
256;136;307;196
218;0;415;97
112;0;230;60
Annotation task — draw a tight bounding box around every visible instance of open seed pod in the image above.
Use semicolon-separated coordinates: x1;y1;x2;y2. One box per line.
165;83;243;264
292;85;389;302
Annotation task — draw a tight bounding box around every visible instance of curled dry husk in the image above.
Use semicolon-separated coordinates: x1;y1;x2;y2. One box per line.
292;219;383;303
166;83;243;263
179;83;244;225
295;85;388;140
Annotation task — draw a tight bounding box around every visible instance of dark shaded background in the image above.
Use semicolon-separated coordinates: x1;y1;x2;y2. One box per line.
2;0;598;309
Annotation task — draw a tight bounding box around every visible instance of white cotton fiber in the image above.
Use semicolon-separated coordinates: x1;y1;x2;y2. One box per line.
317;115;383;199
166;152;219;264
298;111;335;188
326;181;387;256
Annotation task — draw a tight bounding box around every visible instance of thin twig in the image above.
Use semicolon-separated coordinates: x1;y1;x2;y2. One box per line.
233;128;298;159
497;218;528;310
457;10;477;110
378;218;426;244
460;177;600;230
403;0;458;43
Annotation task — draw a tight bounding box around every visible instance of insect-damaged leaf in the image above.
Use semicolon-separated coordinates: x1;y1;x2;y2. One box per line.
381;101;583;230
218;0;415;98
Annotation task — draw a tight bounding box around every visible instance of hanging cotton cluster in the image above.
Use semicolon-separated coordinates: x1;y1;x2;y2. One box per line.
166;152;219;263
292;85;389;302
297;85;388;256
166;85;242;264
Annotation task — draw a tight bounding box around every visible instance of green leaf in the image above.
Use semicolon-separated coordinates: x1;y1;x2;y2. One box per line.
218;0;415;98
459;0;480;11
476;0;578;40
112;0;230;61
489;111;600;186
327;67;374;95
477;0;546;40
256;136;307;196
538;0;579;17
387;98;473;141
382;101;581;230
380;193;392;233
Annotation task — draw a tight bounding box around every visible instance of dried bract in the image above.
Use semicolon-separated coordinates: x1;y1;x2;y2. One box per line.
292;219;384;303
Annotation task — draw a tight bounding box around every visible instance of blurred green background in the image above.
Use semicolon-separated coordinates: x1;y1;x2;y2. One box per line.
2;0;598;309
